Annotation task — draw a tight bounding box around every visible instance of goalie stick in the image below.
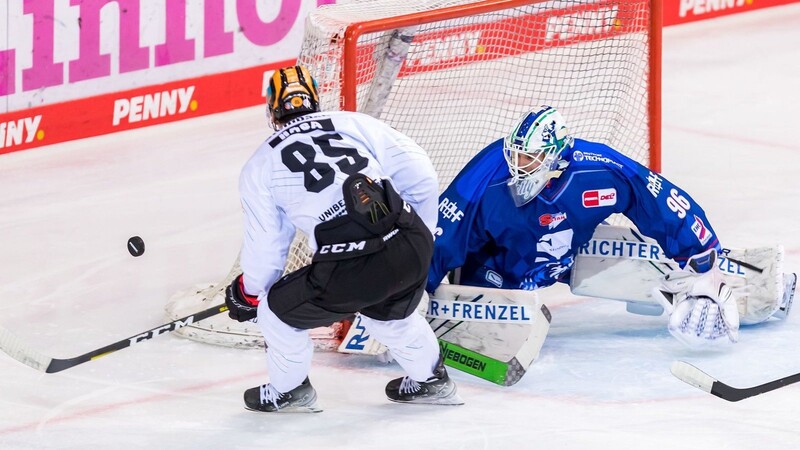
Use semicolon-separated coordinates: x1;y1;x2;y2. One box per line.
670;360;800;402
0;303;228;373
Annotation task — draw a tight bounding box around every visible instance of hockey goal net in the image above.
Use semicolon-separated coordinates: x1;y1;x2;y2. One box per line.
165;0;662;348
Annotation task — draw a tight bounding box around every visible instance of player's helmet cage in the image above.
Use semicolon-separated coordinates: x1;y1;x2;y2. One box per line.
266;65;320;128
504;106;574;207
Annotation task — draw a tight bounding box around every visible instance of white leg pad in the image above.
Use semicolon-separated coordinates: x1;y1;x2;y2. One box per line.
723;246;783;325
359;313;440;381
257;300;314;393
570;225;789;324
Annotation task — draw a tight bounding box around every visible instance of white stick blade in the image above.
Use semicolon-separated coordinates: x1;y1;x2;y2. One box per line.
0;326;51;372
671;360;715;393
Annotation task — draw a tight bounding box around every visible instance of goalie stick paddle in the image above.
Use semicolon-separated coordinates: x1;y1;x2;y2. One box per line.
0;303;228;374
671;360;800;402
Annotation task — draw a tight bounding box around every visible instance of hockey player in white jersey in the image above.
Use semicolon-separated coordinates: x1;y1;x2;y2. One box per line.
224;65;462;412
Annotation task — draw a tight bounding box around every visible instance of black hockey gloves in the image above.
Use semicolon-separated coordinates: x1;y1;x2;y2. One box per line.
225;274;260;322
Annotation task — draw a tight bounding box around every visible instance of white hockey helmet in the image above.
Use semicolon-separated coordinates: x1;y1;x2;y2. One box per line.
503;106;573;206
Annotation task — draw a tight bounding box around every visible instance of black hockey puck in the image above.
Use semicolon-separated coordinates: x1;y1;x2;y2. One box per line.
127;236;145;257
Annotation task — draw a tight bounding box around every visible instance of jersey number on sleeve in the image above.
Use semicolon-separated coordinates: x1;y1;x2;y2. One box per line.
666;188;691;218
281;133;368;193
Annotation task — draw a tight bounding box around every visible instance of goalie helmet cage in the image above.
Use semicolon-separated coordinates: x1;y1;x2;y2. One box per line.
165;0;662;348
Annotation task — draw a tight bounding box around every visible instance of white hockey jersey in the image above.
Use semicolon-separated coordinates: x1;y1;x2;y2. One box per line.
238;111;439;296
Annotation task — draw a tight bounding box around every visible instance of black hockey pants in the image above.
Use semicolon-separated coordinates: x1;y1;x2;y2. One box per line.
266;176;433;330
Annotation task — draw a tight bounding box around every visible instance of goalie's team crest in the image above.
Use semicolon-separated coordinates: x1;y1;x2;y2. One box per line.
538;212;567;229
691;215;713;245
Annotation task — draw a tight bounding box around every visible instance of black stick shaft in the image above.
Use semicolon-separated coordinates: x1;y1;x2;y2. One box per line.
712;372;800;402
672;360;800;402
45;304;228;373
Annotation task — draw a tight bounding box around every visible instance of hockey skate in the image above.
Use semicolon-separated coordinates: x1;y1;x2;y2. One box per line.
385;358;464;406
243;377;322;413
773;273;797;320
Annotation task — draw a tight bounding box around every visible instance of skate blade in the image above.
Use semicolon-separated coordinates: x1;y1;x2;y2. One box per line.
244;401;323;413
280;404;323;413
388;393;465;406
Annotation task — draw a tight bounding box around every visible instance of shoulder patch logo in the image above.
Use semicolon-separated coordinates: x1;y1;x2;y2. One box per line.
691;215;713;245
582;188;617;208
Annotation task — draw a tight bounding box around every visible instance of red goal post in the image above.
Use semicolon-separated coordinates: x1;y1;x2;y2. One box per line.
165;0;662;349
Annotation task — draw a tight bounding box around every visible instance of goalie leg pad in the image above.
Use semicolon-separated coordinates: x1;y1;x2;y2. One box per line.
428;284;551;386
571;225;789;325
723;246;784;325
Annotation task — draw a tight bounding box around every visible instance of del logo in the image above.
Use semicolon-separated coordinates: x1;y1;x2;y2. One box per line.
582;188;617;208
539;212;567;229
691;215;713;245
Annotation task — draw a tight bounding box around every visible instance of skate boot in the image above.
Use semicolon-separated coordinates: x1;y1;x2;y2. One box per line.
244;377;322;413
773;273;797;320
385;358;464;405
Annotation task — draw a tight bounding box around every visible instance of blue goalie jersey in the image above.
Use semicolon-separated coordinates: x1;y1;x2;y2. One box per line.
427;138;721;293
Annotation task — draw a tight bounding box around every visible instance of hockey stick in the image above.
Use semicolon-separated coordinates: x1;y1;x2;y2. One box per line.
670;360;800;402
0;303;228;373
720;248;764;274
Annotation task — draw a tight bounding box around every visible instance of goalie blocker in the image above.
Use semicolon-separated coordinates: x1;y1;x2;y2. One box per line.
570;225;796;325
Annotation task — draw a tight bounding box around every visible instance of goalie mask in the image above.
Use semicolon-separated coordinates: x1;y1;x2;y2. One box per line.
266;65;320;129
504;106;574;207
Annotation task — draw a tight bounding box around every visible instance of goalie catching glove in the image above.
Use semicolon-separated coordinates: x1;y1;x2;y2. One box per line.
225;274;260;322
653;249;740;348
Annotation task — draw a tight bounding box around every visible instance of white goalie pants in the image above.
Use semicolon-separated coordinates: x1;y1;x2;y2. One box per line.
257;299;441;393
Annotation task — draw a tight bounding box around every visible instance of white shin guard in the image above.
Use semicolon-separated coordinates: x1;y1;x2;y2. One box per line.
257;300;314;393
359;313;440;381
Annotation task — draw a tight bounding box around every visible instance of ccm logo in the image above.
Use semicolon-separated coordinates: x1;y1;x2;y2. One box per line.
319;241;366;254
582;189;617;208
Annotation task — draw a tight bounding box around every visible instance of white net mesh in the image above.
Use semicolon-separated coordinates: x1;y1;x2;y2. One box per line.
299;0;654;191
167;0;658;348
